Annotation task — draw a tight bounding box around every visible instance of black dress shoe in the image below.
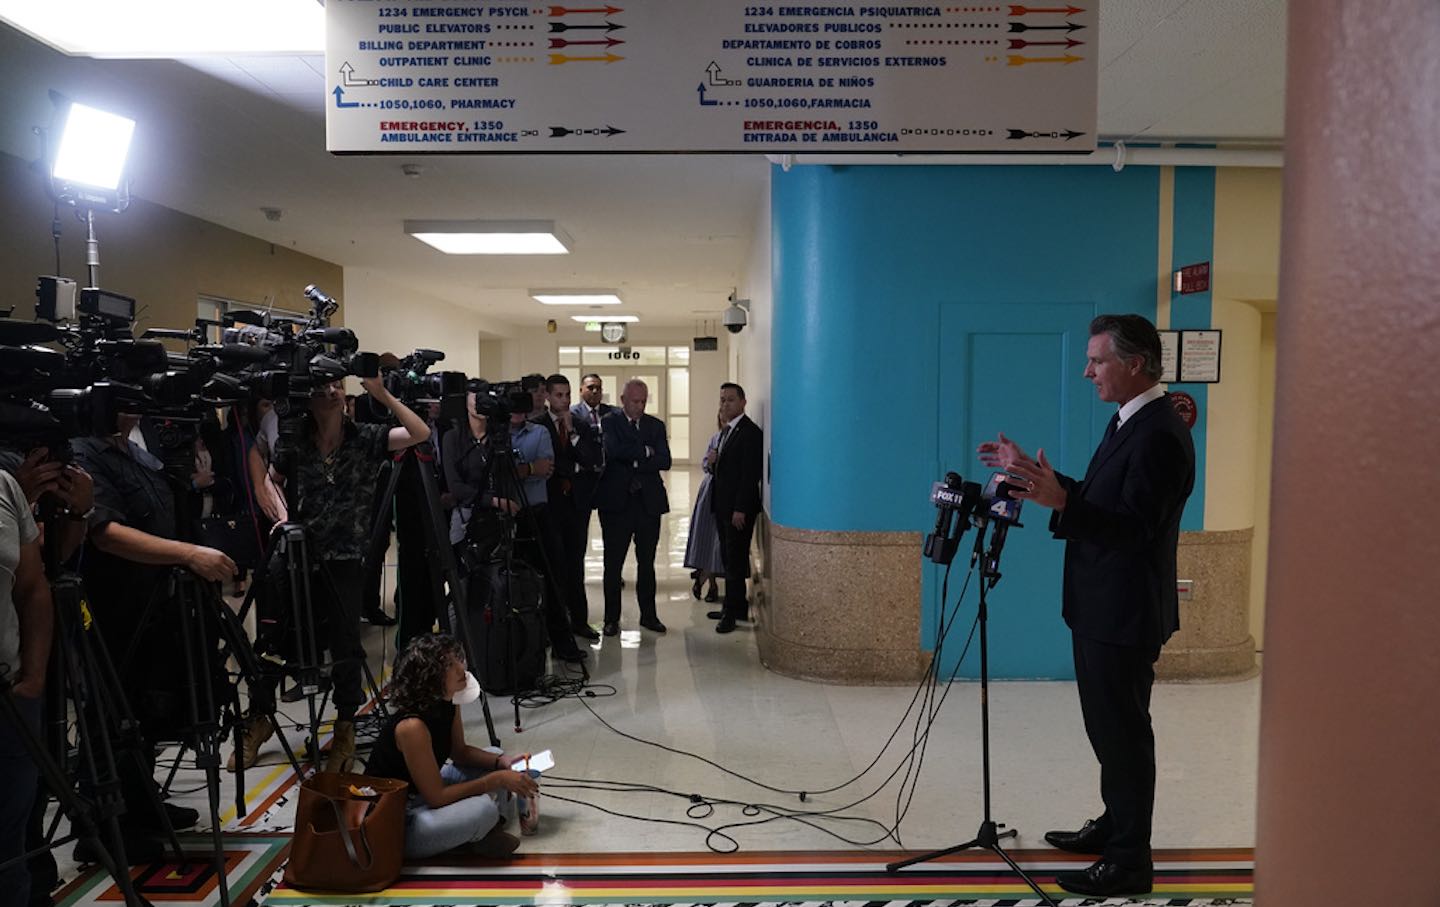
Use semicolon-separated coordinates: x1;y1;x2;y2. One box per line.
163;802;200;830
706;609;725;620
602;621;619;637
691;578;704;599
639;617;667;633
1055;858;1153;897
573;624;601;641
704;586;719;603
554;646;589;664
74;831;166;866
715;615;738;634
1044;818;1109;855
362;607;398;627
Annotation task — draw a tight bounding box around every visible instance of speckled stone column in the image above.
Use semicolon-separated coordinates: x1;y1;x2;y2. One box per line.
1157;529;1258;680
756;523;929;684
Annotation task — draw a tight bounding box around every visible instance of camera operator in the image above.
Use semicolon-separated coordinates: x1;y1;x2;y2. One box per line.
442;390;516;547
1;469;53;907
70;413;233;860
231;376;430;774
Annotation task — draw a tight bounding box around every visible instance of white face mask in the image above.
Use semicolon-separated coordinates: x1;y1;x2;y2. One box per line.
451;671;481;706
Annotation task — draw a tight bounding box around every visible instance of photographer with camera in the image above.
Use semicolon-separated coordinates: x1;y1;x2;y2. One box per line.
442;389;515;543
230;376;429;773
69;413;234;860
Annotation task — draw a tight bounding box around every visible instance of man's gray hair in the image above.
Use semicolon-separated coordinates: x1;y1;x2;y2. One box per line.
1090;314;1163;381
622;378;648;396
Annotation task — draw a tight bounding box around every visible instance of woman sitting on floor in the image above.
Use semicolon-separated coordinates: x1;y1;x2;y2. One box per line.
364;634;539;858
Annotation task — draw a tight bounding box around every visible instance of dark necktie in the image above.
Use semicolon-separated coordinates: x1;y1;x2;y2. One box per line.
1102;412;1120;446
717;424;732;455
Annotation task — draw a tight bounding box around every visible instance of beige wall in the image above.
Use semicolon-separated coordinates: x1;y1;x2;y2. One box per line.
0;151;341;336
1208;166;1283;650
342;268;509;378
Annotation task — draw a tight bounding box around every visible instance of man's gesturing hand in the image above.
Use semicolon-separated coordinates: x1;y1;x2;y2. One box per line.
1006;448;1067;512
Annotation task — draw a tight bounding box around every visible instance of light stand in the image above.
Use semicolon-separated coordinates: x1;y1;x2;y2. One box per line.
887;510;1057;907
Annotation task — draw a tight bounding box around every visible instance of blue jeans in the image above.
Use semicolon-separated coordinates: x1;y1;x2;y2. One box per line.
403;764;506;859
0;695;41;907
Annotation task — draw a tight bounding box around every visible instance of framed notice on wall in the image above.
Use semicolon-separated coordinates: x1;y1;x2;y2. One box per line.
1159;329;1222;384
324;0;1098;153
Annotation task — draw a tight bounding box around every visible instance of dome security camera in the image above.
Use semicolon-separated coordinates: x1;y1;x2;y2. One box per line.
723;300;749;334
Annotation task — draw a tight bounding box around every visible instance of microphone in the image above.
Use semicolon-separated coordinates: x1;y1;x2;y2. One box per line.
926;472;979;565
0;319;61;344
194;343;272;364
930;471;963;539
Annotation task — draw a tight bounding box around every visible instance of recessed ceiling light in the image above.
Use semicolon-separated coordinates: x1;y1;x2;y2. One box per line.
531;290;622;306
404;220;572;255
570;314;638;323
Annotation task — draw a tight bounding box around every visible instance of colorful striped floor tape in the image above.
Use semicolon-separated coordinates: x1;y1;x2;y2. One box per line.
56;843;1253;907
266;848;1253;906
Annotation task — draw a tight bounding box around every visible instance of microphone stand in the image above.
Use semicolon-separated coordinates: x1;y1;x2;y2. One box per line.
888;514;1056;907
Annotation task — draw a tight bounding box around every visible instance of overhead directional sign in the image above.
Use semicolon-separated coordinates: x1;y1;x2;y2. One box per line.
325;1;1097;153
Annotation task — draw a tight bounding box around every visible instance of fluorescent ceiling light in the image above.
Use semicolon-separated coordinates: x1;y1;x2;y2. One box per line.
531;290;622;306
52;102;134;191
405;220;572;255
0;0;326;56
571;314;638;323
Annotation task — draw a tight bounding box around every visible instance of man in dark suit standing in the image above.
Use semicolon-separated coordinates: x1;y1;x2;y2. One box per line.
569;374;613;615
979;314;1194;898
707;383;764;634
595;379;671;636
536;374;600;640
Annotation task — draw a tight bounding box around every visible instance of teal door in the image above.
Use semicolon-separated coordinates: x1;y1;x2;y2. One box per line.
928;302;1099;679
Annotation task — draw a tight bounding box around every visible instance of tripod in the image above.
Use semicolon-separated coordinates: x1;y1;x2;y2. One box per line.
887;515;1057;907
367;441;497;745
0;505;159;907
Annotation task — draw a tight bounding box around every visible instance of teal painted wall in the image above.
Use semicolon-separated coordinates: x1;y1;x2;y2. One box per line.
770;163;1212;678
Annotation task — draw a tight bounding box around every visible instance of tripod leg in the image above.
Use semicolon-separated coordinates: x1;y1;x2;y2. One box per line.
173;575;231;907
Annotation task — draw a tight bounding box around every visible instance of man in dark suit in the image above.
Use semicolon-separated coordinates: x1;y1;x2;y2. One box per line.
536;374;600;640
707;383;764;634
570;373;614;530
595;379;671;636
979;314;1195;898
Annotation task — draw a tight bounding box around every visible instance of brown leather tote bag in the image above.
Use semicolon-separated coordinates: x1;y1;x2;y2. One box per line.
283;771;409;892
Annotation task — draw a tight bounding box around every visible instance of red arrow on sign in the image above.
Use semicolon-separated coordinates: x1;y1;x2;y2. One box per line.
550;5;623;14
1009;4;1084;14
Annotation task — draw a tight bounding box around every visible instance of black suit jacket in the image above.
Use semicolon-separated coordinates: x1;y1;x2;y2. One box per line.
569;402;613;511
533;410;580;504
595;411;671;516
1049;393;1195;652
710;415;764;519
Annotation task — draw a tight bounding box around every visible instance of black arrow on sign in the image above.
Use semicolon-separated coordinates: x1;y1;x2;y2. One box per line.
550;20;625;32
551;125;627;137
1007;128;1086;140
1008;21;1084;32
